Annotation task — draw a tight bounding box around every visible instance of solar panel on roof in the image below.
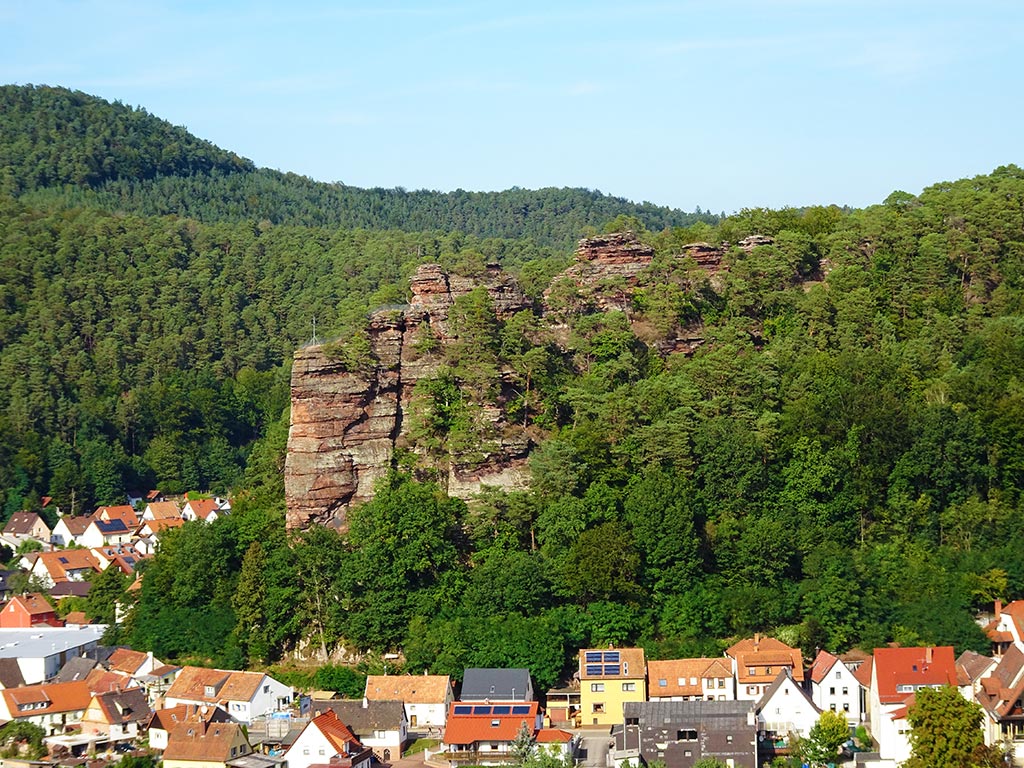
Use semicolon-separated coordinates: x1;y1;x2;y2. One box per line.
585;664;603;676
512;706;530;714
492;705;511;714
585;651;602;663
604;664;621;675
473;706;492;715
604;651;620;663
454;706;472;715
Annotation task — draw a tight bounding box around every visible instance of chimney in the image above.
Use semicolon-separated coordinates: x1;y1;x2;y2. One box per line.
996;599;1003;618
753;633;761;648
925;647;933;664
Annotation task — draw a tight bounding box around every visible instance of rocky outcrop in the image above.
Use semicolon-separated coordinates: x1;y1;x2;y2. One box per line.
284;264;532;531
286;233;775;531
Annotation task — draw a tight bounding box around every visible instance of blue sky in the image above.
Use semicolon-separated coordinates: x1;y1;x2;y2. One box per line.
2;1;1022;213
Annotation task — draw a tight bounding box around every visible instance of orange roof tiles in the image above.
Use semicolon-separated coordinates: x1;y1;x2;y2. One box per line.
166;667;266;704
94;505;140;528
727;636;805;684
443;702;539;745
163;721;247;762
185;499;220;520
109;648;149;676
872;646;957;705
364;675;451;704
809;650;842;684
6;592;56;618
536;729;573;743
33;549;102;582
146;501;182;520
3;680;91;715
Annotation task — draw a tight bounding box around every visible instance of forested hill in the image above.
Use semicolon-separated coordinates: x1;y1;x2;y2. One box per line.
1;85;714;246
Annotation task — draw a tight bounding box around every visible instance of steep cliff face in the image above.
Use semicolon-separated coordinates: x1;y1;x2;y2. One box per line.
284;263;533;531
285;232;772;530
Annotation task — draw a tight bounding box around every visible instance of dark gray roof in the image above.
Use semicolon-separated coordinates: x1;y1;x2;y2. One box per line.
624;700;756;721
50;581;92;598
53;656;100;683
0;657;25;688
460;668;531;701
317;700;406;733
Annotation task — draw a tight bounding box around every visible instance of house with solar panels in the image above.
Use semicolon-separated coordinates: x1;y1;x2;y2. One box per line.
434;701;572;767
578;647;646;726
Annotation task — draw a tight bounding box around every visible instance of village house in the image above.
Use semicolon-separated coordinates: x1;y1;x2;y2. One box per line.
106;647;162;681
755;669;821;763
79;518;133;548
50;515;92;547
364;674;453;730
807;649;865;725
985;599;1024;657
968;644;1024;764
578;647;647;727
164;720;253;768
143;500;183;521
93;505;141;529
147;703;232;750
283;710;372;768
648;658;736;702
0;679;92;735
182;498;225;523
726;635;805;701
316;699;407;763
25;548;102;587
79;686;152;743
165;666;293;724
868;645;957;765
4;511;52;543
615;700;757;768
435;701;550;768
0;593;63;628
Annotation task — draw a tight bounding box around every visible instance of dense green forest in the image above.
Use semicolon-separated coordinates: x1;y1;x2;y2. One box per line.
2;85;715;247
3;84;1024;688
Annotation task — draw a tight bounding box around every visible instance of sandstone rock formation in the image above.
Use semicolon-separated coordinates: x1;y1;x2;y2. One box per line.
286;232;774;531
284;264;532;531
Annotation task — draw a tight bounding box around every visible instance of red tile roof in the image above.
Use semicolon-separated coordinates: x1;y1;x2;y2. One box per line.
109;648;149;676
185;499;220;520
309;710;363;754
536;729;573;743
163;720;248;762
94;505;140;528
6;592;56;619
33;549;102;582
364;675;451;704
443;702;539;746
809;650;841;684
166;667;267;704
648;658;732;697
872;646;957;705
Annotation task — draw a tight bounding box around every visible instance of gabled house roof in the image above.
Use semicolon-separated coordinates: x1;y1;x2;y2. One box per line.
164;720;248;762
184;499;221;521
755;668;821;715
93;506;140;528
648;658;733;697
303;710;364;754
148;703;231;733
5;592;57;620
32;549;102;582
91;519;130;536
808;650;853;685
57;516;93;537
86;668;132;696
975;645;1024;719
88;686;152;725
985;600;1024;646
2;680;92;716
364;674;451;704
146;501;181;519
461;668;532;701
140;517;185;534
54;656;101;684
108;648;150;676
317;700;405;733
727;635;805;684
443;701;539;745
4;511;50;537
872;646;957;705
166;667;270;704
958;650;997;687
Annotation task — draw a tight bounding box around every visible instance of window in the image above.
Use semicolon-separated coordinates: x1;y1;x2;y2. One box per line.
717;678;725;688
684;750;692;758
842;687;849;696
658;679;667;687
830;687;835;695
843;703;850;712
689;677;698;686
727;735;733;743
490;744;498;751
765;666;772;675
678;730;697;741
263;685;270;694
491;720;500;727
303;749;309;756
622;682;636;692
836;670;842;679
746;686;756;695
718;695;725;701
747;667;756;676
830;704;836;711
319;749;325;756
591;683;605;692
593;703;605;713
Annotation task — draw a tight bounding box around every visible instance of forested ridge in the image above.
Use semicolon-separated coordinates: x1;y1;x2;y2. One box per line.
2;85;714;247
2;83;1024;687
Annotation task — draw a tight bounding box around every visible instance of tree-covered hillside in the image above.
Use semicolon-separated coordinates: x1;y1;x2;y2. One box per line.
2;85;715;247
3;82;1024;684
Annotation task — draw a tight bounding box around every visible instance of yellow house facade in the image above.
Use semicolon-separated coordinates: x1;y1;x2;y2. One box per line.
578;648;647;726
